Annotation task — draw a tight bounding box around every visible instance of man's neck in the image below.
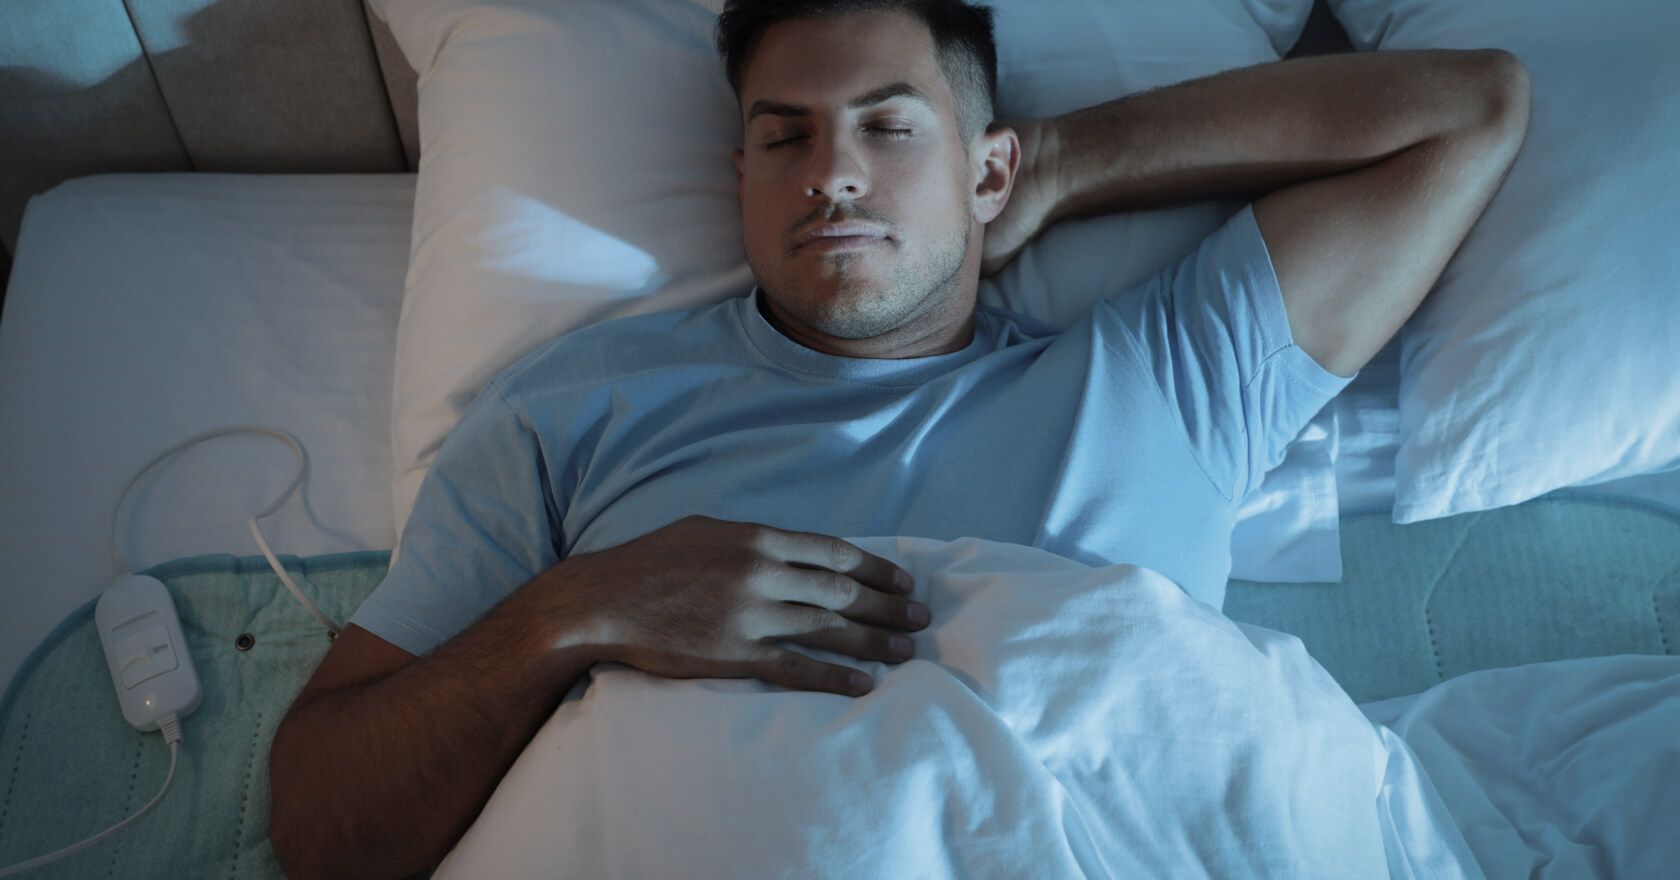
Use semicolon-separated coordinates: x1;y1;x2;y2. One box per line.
754;288;976;359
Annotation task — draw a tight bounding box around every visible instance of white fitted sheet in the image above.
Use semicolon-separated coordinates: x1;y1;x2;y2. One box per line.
0;173;414;691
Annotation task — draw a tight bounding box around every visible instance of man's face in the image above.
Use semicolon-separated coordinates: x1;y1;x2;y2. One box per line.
733;10;984;356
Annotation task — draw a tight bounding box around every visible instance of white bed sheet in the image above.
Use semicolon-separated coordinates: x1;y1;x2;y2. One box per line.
436;537;1441;878
1359;654;1680;879
0;173;413;691
438;536;1680;878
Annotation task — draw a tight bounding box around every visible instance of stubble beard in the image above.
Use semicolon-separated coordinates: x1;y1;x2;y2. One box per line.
755;213;972;342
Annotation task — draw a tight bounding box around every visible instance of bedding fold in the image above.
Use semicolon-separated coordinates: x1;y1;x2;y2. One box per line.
435;536;1448;879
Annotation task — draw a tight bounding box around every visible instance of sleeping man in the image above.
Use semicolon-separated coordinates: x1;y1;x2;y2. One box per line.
269;1;1529;876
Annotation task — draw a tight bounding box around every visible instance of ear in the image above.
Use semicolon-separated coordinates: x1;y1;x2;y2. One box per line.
733;148;745;192
972;127;1020;225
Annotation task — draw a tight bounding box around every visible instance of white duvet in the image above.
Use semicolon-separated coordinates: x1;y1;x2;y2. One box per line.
435;537;1677;879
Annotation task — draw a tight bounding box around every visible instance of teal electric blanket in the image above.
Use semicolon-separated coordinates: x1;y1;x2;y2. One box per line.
0;496;1675;877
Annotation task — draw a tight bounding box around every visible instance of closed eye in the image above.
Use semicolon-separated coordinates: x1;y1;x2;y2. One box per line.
765;127;914;150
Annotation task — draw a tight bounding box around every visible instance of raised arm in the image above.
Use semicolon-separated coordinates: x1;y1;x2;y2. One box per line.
988;49;1530;378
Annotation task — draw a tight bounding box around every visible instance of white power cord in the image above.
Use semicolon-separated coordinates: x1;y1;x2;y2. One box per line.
107;424;345;637
0;425;339;875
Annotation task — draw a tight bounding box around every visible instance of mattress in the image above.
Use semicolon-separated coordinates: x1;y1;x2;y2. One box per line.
6;171;1679;698
4;171;1678;878
0;173;414;691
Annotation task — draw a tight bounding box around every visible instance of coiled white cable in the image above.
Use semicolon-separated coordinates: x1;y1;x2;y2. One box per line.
0;425;340;875
107;424;345;635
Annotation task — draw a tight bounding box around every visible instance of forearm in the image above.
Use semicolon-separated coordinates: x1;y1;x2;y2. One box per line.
269;567;605;879
1042;48;1523;221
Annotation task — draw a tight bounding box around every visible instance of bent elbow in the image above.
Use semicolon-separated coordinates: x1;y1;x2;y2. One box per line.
268;823;319;880
1475;49;1532;138
268;719;330;880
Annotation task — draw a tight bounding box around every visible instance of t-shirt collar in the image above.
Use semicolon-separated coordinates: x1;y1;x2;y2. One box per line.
737;286;993;386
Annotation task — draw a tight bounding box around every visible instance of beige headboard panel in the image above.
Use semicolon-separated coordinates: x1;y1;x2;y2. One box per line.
0;0;420;285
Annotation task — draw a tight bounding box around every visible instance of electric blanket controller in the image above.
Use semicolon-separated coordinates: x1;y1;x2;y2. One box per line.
96;574;202;731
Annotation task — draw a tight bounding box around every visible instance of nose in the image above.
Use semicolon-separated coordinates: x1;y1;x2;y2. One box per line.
804;130;867;200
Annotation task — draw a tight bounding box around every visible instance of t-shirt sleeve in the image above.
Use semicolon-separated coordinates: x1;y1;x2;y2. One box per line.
348;378;560;657
1091;202;1354;504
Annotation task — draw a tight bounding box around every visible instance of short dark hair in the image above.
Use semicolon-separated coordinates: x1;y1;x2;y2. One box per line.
715;0;999;142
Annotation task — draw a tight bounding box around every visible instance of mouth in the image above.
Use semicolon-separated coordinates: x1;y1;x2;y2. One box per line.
797;235;889;254
795;221;890;254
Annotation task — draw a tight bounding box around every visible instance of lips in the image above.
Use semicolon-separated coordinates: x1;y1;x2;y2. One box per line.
795;220;889;251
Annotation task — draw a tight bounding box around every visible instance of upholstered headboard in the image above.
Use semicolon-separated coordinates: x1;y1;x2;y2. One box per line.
0;0;1350;308
0;0;421;299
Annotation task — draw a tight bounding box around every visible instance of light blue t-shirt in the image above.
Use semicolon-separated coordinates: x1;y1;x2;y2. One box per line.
351;204;1352;656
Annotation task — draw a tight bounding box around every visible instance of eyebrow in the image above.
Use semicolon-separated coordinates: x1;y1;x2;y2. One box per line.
745;81;936;126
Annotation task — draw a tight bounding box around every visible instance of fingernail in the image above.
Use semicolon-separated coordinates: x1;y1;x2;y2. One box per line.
851;672;872;694
908;603;929;626
890;635;912;658
895;569;913;593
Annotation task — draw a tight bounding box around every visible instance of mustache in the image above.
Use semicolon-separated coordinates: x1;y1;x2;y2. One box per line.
791;205;892;237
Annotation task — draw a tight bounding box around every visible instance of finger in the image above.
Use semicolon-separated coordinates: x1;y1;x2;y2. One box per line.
750;642;875;697
753;525;913;595
772;603;917;665
781;568;930;633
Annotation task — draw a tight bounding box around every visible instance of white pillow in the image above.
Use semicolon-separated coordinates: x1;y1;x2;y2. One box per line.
434;537;1414;878
1327;0;1680;523
373;0;1340;582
